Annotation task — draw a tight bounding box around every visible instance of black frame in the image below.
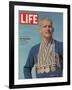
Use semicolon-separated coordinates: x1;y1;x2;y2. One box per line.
9;1;70;89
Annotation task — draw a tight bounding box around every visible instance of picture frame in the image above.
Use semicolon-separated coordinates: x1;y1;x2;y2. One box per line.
9;1;70;89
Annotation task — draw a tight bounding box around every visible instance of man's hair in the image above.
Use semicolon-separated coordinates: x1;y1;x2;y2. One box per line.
39;17;53;27
39;17;54;31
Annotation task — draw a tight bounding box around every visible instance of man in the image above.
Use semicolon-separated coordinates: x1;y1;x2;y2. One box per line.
24;17;63;79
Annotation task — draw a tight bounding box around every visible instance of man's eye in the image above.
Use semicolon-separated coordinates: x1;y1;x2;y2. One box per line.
43;25;52;28
43;25;47;28
48;25;52;28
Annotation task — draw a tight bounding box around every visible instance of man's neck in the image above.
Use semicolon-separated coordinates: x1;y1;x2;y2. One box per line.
42;37;52;45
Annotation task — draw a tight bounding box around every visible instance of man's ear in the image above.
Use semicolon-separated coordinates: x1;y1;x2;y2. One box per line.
52;27;54;32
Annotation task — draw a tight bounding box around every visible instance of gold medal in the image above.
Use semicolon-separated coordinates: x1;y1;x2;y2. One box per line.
37;67;45;74
51;65;56;72
40;67;44;73
44;66;50;73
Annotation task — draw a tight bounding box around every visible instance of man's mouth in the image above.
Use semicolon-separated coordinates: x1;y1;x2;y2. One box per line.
45;31;51;34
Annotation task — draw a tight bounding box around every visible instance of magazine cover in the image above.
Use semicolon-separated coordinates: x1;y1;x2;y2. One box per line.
19;11;63;79
9;1;70;88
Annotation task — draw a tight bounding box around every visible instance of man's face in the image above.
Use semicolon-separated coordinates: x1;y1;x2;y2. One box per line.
39;20;53;39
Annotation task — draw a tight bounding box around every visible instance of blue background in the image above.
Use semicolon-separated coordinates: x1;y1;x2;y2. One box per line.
19;11;63;79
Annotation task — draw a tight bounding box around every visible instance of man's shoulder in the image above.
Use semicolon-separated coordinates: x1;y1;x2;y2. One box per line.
54;40;63;46
31;43;40;50
30;43;40;53
54;40;63;53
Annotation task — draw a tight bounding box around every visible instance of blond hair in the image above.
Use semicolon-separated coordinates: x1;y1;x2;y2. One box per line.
39;17;53;27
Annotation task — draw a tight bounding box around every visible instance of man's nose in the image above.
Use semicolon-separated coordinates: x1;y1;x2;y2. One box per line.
46;26;50;29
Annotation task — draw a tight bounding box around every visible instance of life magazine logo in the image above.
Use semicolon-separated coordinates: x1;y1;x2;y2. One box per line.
20;13;38;25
